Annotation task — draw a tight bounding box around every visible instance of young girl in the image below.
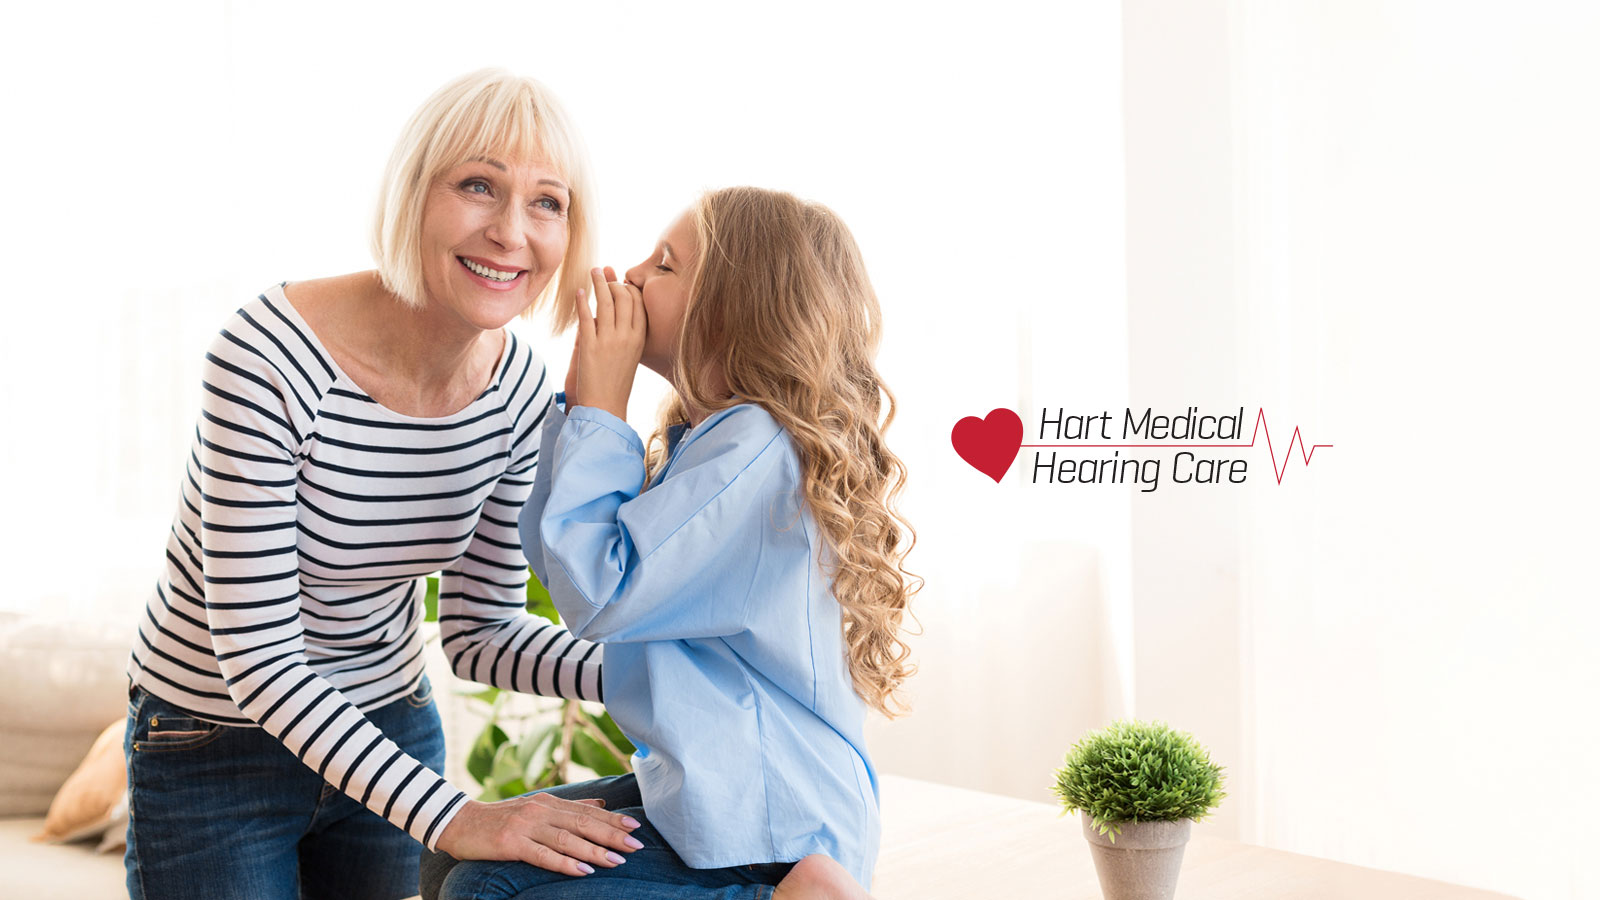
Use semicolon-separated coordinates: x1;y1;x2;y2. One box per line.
422;187;916;900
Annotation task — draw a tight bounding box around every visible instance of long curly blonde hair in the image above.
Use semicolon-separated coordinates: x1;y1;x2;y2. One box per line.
644;187;918;717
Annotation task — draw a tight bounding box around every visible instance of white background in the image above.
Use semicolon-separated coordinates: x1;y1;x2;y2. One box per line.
1;2;1594;898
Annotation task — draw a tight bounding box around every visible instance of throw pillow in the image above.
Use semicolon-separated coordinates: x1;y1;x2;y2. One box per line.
31;719;126;844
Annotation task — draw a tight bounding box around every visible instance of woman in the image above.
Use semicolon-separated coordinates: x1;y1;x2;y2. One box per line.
123;69;642;900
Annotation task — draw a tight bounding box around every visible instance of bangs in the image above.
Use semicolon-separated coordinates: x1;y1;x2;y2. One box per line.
423;80;578;187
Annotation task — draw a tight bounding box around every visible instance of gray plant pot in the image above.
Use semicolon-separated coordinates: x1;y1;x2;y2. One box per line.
1080;811;1192;900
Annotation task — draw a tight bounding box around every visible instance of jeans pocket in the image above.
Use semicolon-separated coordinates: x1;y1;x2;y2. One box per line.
404;675;434;709
133;711;226;753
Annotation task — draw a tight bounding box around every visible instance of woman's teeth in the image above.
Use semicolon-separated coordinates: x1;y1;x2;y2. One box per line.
461;258;520;282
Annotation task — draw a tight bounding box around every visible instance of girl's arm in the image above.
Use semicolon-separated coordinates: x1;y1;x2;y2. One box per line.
524;267;793;644
518;395;795;644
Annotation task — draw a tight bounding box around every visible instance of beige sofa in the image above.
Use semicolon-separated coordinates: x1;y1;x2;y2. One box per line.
0;612;133;898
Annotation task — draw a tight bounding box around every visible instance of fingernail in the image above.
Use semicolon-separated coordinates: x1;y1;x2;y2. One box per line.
621;816;642;829
606;851;627;865
624;835;644;850
577;863;595;875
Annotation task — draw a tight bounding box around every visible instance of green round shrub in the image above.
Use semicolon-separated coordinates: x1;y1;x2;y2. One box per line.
1053;719;1227;843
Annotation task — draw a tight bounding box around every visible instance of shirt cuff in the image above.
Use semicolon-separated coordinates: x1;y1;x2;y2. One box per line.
564;404;647;457
422;790;470;852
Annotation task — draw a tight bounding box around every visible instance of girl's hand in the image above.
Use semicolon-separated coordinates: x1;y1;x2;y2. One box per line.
433;794;642;876
573;266;645;420
563;329;580;407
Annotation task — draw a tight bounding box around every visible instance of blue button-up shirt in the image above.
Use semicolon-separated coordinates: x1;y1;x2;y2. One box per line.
518;396;880;886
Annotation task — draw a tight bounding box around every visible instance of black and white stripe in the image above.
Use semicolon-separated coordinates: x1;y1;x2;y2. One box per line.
129;284;602;849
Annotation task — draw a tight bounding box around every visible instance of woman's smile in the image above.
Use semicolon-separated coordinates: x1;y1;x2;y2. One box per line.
457;254;527;290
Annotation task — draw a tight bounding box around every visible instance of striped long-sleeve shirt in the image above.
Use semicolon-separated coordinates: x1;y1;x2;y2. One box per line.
127;283;603;849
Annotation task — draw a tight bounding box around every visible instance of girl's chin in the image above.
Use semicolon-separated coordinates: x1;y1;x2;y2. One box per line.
640;358;675;382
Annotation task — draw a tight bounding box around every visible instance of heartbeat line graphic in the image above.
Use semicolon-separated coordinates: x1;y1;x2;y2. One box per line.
1020;408;1332;484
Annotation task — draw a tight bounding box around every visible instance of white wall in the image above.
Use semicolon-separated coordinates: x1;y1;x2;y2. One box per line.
1122;0;1248;843
1124;2;1600;898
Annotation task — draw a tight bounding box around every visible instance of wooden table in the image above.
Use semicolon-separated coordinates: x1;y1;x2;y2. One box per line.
874;776;1520;899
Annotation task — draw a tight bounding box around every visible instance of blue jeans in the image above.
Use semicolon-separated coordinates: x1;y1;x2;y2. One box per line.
420;774;794;900
124;677;445;900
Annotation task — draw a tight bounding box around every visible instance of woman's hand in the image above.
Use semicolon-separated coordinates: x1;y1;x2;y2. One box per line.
433;793;642;876
570;266;645;420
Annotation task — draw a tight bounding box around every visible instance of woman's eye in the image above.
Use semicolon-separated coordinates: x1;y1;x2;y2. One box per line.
462;179;490;195
534;197;564;213
654;264;672;273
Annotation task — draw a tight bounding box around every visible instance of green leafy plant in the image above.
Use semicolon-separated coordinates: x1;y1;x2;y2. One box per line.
424;572;635;800
1052;719;1226;843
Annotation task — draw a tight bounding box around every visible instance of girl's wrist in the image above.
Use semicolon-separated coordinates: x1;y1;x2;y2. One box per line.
573;395;628;422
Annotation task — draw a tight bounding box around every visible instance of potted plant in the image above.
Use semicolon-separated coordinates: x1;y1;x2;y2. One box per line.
1053;719;1226;900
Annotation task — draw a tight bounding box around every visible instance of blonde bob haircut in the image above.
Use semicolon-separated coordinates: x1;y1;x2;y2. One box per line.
372;68;593;326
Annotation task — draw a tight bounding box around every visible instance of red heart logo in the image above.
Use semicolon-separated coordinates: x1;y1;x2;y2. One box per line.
951;408;1023;483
